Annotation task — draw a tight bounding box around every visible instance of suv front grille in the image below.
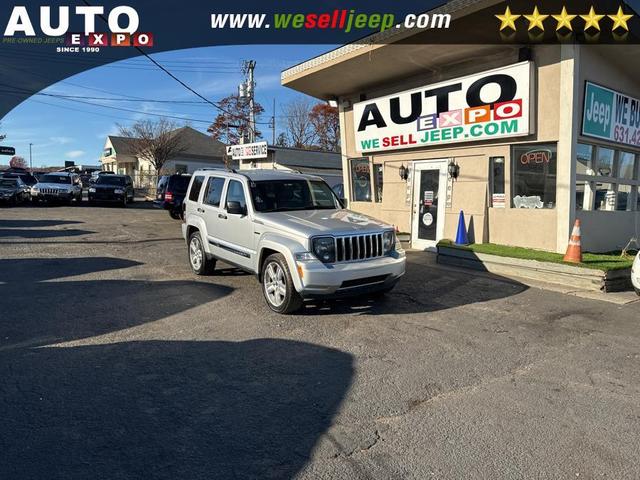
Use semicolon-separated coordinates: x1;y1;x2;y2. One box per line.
40;188;62;195
335;233;384;262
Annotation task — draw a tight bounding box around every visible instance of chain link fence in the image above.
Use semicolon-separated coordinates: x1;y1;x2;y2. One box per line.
131;173;159;198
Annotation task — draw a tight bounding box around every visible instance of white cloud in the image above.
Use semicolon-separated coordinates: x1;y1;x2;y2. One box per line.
49;136;74;145
65;150;85;159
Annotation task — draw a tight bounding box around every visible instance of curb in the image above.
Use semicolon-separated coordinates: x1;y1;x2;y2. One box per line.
437;245;632;293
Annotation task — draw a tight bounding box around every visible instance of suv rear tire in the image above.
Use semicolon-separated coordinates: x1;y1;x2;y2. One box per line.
262;253;303;314
189;231;216;275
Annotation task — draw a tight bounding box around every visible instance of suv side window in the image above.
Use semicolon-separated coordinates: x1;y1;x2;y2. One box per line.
226;180;247;210
204;177;225;207
188;175;205;202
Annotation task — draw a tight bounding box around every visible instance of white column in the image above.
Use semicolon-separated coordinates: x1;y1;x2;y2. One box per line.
556;44;581;253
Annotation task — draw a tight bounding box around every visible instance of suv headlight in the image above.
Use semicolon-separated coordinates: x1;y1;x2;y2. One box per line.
312;237;336;263
382;231;395;254
114;188;124;194
88;187;96;193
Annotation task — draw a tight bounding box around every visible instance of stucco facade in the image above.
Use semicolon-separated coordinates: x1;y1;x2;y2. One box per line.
283;40;640;253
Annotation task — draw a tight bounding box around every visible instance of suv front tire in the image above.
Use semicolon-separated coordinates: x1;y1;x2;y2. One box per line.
188;231;216;275
262;253;303;314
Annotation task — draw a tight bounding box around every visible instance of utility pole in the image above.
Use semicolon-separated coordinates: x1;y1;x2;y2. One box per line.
270;98;276;145
246;60;256;143
29;143;32;171
239;60;257;143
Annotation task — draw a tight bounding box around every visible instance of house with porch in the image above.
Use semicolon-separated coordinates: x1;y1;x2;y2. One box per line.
100;126;228;187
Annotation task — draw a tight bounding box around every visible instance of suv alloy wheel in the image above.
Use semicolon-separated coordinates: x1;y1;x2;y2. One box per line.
262;253;302;314
188;231;216;275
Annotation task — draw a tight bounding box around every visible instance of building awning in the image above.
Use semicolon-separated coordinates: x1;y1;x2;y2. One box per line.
281;0;512;99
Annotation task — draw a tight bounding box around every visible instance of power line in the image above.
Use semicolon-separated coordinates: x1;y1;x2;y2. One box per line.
1;89;214;124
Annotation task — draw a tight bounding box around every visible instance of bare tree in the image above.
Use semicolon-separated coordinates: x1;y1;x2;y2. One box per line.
275;132;288;147
282;97;317;148
118;118;188;173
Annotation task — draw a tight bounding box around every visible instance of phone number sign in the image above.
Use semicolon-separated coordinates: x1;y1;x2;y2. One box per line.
582;82;640;147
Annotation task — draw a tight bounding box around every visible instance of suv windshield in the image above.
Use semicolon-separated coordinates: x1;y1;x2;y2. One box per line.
39;175;71;184
250;179;339;212
96;176;125;186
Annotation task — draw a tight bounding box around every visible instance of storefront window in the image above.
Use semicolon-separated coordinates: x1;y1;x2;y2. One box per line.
373;164;383;203
575;181;590;210
576;143;593;175
618;152;636;180
594;182;615;211
350;158;372;202
511;144;557;209
616;184;632;211
576;144;640;212
596;147;614;176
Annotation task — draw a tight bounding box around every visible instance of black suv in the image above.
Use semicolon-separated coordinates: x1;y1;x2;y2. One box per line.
88;174;135;206
154;174;191;219
1;168;38;187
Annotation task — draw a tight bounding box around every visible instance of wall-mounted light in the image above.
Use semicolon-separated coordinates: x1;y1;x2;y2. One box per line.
327;97;338;108
448;160;460;180
399;164;409;181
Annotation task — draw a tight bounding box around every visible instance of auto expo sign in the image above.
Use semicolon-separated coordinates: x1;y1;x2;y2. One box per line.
353;61;533;153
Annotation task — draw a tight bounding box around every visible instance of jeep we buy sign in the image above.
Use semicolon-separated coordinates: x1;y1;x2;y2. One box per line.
353;61;534;153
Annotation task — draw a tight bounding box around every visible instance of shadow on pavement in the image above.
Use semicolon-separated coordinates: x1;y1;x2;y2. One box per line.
0;257;233;348
0;339;353;479
300;252;529;315
0;228;94;239
0;219;84;228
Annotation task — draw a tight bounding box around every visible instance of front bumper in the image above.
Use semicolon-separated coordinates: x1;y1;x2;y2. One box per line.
32;192;73;201
89;193;124;202
295;253;406;298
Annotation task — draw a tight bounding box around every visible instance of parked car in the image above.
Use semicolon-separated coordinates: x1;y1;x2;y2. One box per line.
31;172;83;204
1;169;38;187
182;169;406;314
154;174;191;219
88;174;134;206
89;170;116;183
0;177;30;205
632;251;640;295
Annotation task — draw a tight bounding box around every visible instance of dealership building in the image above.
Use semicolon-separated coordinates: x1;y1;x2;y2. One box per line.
282;1;640;253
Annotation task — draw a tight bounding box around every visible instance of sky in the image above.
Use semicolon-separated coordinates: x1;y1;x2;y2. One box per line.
0;44;335;168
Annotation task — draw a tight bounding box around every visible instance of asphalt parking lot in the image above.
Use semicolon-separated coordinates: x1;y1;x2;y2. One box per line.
1;202;640;479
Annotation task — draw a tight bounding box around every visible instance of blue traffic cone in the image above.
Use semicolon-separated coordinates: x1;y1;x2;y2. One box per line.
455;210;469;245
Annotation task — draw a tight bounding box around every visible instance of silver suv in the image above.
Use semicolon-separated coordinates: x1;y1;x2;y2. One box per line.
182;169;405;313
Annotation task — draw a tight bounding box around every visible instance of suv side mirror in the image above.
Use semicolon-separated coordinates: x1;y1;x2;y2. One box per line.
227;201;246;216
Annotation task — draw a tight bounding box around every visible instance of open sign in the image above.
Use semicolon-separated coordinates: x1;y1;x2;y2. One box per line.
520;149;552;165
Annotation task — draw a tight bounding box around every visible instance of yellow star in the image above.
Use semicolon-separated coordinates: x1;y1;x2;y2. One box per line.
524;6;548;31
581;6;605;31
552;6;577;31
608;6;633;31
495;6;520;31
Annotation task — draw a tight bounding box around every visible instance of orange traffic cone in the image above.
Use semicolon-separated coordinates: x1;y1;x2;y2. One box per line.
563;219;583;264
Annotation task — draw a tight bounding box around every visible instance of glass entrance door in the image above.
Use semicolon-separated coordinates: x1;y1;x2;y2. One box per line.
411;160;448;250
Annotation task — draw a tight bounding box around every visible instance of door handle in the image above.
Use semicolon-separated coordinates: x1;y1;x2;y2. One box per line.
197;208;205;213
218;213;227;219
